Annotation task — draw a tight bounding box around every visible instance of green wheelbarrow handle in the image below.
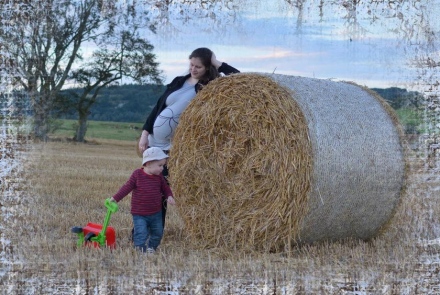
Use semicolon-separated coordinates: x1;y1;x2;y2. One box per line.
105;198;118;213
96;198;118;247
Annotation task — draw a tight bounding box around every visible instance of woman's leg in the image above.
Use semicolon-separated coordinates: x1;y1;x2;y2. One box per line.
162;164;169;229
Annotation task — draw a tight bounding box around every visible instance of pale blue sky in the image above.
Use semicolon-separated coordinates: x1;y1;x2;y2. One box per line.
141;0;439;90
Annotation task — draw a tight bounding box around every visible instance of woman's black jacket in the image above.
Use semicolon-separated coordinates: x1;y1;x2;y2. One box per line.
142;63;239;133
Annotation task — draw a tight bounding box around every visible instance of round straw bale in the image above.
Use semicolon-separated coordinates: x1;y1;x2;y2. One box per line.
169;73;406;252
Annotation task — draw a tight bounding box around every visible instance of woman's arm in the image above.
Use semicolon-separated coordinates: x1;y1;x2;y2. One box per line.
218;62;240;75
211;52;240;74
211;52;223;69
138;130;149;153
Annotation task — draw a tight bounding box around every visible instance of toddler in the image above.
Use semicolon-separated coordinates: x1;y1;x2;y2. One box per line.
110;147;175;253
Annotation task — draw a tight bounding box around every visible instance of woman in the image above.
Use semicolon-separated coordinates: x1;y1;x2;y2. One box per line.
138;47;239;228
139;47;239;154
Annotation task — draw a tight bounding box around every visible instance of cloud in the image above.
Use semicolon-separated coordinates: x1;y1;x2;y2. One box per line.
141;0;430;89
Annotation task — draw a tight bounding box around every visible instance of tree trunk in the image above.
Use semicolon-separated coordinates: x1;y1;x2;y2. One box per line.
30;90;50;142
74;113;88;142
32;115;50;142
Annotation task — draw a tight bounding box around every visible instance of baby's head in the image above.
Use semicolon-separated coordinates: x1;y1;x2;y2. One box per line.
142;147;169;175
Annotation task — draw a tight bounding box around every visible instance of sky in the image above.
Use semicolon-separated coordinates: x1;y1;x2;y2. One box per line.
136;0;440;90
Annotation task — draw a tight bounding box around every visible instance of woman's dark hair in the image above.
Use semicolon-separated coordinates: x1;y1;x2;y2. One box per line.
189;47;220;87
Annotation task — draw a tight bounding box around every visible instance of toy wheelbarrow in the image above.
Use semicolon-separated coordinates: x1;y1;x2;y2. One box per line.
71;198;118;249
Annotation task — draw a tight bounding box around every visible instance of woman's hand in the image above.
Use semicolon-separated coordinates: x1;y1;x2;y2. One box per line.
211;52;223;69
138;130;149;154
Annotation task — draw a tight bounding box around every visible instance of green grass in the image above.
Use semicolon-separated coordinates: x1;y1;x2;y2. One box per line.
395;107;424;134
50;119;143;141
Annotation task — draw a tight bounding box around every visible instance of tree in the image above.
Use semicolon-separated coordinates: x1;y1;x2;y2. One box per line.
64;29;162;142
1;1;100;140
1;0;160;141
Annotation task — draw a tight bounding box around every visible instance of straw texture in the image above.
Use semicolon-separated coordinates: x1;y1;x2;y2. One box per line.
169;73;405;251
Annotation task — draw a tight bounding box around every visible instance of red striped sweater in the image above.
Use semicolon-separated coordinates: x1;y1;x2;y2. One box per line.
112;168;173;215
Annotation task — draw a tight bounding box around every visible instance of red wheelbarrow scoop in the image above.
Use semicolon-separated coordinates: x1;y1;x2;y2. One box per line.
71;198;118;249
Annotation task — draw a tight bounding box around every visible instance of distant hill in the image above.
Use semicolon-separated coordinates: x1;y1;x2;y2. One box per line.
60;84;166;123
60;84;420;123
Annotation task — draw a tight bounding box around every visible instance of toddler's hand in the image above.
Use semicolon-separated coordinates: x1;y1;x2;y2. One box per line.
167;196;176;205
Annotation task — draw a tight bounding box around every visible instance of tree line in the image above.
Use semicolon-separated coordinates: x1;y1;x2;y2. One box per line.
56;84;421;123
60;84;165;123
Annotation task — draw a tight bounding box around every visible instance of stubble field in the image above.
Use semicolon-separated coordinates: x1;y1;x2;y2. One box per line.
1;138;440;294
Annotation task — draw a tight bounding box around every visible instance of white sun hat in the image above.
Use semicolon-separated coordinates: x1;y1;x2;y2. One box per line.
142;147;169;165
